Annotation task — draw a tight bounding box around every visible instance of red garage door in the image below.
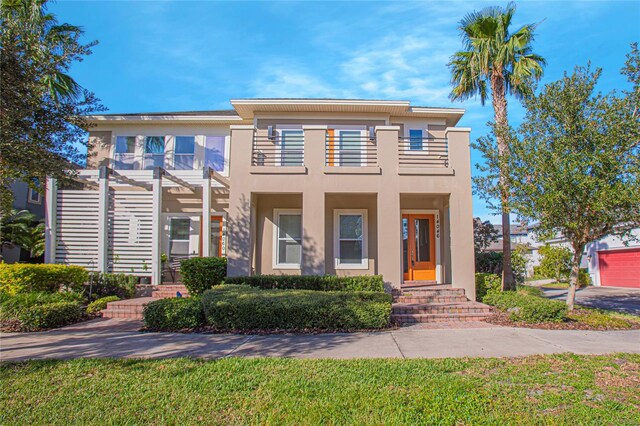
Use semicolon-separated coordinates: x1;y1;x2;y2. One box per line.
598;248;640;288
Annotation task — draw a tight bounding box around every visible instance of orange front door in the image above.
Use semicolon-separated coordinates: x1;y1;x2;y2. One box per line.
402;214;436;281
199;215;224;257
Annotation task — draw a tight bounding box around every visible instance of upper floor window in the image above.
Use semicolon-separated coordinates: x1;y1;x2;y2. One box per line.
279;130;304;166
338;130;363;166
143;136;165;170
205;136;226;173
114;136;136;170
174;136;195;170
409;129;424;151
27;188;41;204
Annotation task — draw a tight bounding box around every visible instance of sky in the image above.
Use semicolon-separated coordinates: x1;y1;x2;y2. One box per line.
51;0;640;223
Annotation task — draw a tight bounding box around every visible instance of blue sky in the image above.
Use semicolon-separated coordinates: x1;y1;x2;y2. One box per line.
52;0;640;223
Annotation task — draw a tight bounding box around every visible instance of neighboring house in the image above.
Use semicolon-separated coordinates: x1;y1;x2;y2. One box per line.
44;99;476;297
0;180;45;263
484;224;530;253
525;226;640;288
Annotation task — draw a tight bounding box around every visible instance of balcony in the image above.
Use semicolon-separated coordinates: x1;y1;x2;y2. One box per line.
397;137;451;175
252;134;304;167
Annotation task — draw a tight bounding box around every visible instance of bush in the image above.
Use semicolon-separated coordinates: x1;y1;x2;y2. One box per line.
475;273;501;301
223;275;385;292
180;257;227;296
537;245;573;281
143;297;205;331
578;269;592;287
87;273;137;300
483;291;568;323
18;302;84;331
0;264;88;295
475;251;502;274
86;296;120;315
0;291;82;319
201;285;391;331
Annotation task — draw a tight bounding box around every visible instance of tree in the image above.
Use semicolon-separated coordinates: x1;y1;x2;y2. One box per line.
537;245;572;282
449;2;546;291
473;217;499;252
0;0;105;214
0;209;44;259
499;51;640;310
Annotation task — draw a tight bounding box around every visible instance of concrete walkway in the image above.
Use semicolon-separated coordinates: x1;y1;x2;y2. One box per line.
1;318;639;361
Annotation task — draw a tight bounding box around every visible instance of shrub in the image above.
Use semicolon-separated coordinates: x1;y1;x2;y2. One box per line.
87;273;137;300
201;285;392;331
0;264;88;295
143;297;205;331
578;269;592;287
475;273;501;301
86;296;120;315
180;257;227;295
0;291;82;320
18;301;84;331
475;251;502;274
483;291;568;323
223;275;384;292
537;245;573;281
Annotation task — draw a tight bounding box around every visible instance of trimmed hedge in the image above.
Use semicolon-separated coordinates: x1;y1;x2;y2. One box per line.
201;285;392;331
223;275;385;292
143;298;205;331
483;291;568;323
86;296;120;315
87;273;137;300
180;257;227;295
0;264;88;295
475;273;501;301
18;302;84;331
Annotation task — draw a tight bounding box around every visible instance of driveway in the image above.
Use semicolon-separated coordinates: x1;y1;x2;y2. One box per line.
542;286;640;315
1;318;639;361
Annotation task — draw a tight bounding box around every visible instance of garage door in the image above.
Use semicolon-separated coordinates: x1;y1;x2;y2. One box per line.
598;248;640;288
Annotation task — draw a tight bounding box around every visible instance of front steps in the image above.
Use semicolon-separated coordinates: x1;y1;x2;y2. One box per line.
101;284;189;320
392;284;492;324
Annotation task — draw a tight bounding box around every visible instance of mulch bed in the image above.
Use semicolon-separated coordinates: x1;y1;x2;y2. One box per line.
483;308;640;330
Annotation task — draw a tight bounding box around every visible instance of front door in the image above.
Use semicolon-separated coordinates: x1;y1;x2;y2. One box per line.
402;214;436;281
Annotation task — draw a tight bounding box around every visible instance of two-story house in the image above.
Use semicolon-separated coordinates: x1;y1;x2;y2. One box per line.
44;99;476;298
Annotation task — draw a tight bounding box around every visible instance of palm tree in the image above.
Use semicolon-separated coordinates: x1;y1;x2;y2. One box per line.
448;2;545;290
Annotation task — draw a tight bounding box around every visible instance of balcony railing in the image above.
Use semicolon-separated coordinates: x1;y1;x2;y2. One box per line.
398;137;449;168
325;134;377;167
252;135;304;167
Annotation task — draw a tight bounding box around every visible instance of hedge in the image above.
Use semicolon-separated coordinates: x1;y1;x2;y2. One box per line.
180;257;227;295
87;273;137;300
201;285;392;331
0;264;88;295
223;275;385;292
475;273;501;301
18;302;84;331
483;290;568;323
86;296;120;315
143;298;205;331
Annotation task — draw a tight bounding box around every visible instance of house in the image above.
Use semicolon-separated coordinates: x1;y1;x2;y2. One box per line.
0;180;45;263
44;99;476;298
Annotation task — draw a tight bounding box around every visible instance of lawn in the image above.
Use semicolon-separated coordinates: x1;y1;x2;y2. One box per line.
2;355;639;425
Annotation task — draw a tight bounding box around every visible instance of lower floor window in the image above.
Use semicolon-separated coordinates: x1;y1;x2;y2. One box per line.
169;217;191;260
274;209;302;268
334;209;368;269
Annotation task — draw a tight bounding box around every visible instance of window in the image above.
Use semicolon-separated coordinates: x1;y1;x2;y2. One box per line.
143;136;165;169
334;209;368;269
338;130;363;166
114;136;136;170
409;129;423;151
205;136;226;173
169;218;191;261
174;136;195;170
27;188;41;204
279;130;304;166
273;209;302;268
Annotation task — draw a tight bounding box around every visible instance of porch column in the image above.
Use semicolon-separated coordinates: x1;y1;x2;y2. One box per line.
201;168;212;257
301;126;326;275
97;166;110;273
376;126;402;290
44;177;57;264
151;167;163;285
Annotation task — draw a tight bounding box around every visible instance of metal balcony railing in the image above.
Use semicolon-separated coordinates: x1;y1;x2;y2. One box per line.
398;137;449;168
325;134;377;167
252;135;304;167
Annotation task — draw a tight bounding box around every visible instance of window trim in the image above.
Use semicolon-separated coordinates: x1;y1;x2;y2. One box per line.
272;208;302;269
27;188;41;204
333;209;368;270
173;135;196;170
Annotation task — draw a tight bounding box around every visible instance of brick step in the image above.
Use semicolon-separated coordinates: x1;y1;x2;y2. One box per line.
393;295;468;303
152;285;189;299
399;289;466;297
391;312;493;323
392;302;491;315
101;310;143;320
102;297;154;320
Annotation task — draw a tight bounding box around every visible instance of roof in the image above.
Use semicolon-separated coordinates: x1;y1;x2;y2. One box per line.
95;110;238;117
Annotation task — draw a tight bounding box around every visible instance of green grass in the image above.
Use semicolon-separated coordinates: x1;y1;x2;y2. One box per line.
541;282;571;289
570;307;640;329
2;355;639;425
